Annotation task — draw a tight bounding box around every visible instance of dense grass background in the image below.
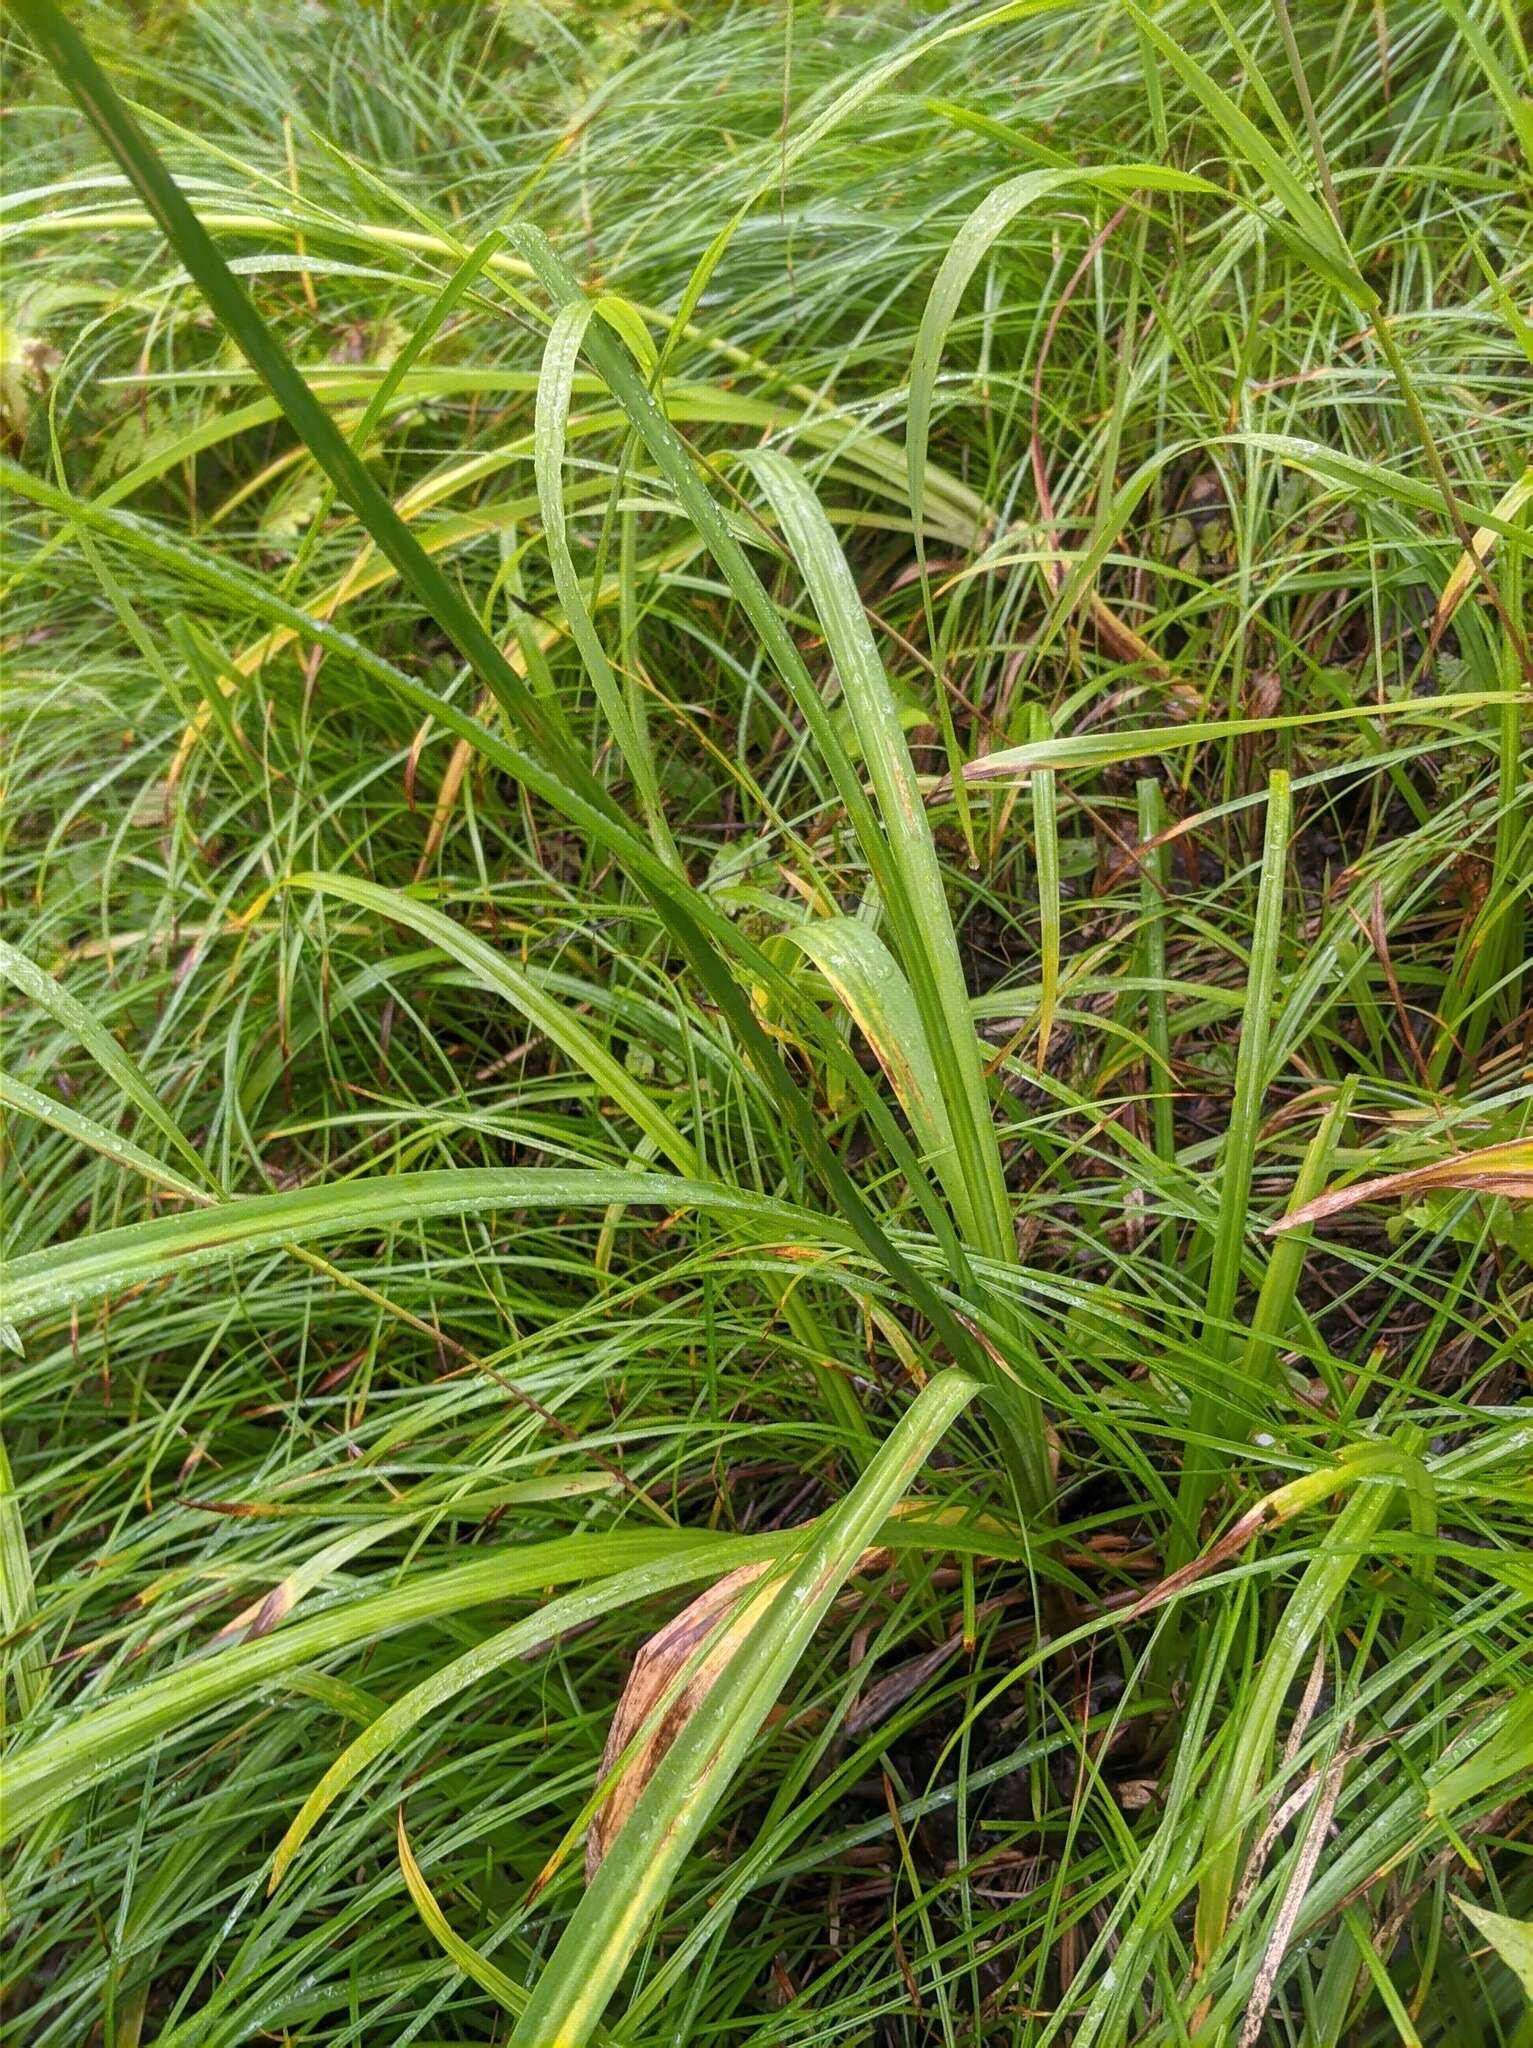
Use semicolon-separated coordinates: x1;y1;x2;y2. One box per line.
2;1;1530;2041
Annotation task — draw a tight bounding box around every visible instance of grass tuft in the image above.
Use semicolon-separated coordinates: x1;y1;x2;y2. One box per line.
2;0;1530;2040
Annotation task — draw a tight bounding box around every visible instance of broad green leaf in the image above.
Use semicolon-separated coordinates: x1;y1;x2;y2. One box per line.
1455;1898;1533;2002
509;1368;981;2045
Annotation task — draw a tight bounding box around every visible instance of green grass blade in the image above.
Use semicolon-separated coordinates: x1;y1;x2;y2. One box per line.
950;695;1513;784
788;916;961;1211
534;298;676;866
0;22;981;1391
508;1368;981;2045
396;1807;535;2024
906;164;1208;590
271;1544;788;1892
0;1169;838;1326
749;449;1051;1512
1193;1449;1410;1965
1174;770;1291;1556
1136;776;1177;1176
748;453;1008;1249
289;873;698;1174
1241;1079;1355;1398
1119;0;1374;308
0;1435;44;1722
0;1071;212;1203
0;1528;753;1845
0;0;579;780
1029;703;1060;1070
0;938;215;1191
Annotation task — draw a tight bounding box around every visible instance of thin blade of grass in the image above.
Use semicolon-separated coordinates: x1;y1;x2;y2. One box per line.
0;1071;211;1204
1174;770;1291;1559
0;938;215;1191
288;872;698;1174
1029;703;1060;1071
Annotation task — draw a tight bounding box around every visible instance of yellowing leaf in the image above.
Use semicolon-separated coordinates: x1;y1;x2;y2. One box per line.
1432;467;1533;641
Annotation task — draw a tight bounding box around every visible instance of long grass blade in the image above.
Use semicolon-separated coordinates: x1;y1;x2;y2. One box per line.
509;1368;981;2045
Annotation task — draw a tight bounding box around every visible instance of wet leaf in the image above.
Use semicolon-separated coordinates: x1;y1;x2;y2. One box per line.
1455;1897;1533;2001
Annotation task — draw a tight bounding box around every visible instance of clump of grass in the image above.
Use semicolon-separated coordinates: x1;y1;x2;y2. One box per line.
2;1;1530;2041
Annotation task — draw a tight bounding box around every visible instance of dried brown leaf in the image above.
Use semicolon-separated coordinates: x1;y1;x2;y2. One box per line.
585;1515;1016;1882
1267;1140;1533;1234
584;1559;782;1881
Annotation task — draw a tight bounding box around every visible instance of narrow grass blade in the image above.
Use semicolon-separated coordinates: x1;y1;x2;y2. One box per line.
1119;0;1373;308
0;938;215;1190
0;1436;43;1720
1136;776;1176;1173
289;873;697;1174
0;1528;749;1844
534;299;676;865
748;449;1051;1511
397;1807;531;2020
906;165;1208;581
1174;771;1291;1557
1;0;575;780
749;453;1008;1252
0;1070;211;1203
1242;1081;1354;1394
1029;704;1059;1070
788;917;959;1210
0;29;981;1393
1269;1138;1533;1232
272;1546;783;1891
1194;1451;1409;1966
946;697;1511;787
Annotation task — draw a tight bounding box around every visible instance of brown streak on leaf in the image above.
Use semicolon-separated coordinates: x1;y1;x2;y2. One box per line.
1267;1141;1533;1234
